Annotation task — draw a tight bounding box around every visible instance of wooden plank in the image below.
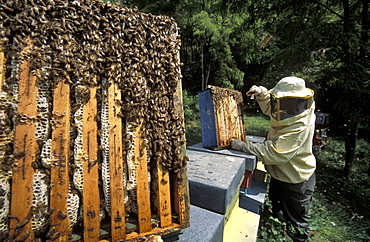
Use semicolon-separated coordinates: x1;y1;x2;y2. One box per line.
156;161;172;227
237;98;246;142
50;81;71;241
107;82;126;241
218;100;227;146
0;39;6;89
225;95;233;145
215;107;222;146
230;94;244;142
172;65;190;226
135;121;152;233
9;39;37;242
125;223;183;240
82;85;100;240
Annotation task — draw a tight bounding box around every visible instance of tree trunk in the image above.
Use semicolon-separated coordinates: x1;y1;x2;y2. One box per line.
360;0;369;59
201;43;205;90
343;121;358;177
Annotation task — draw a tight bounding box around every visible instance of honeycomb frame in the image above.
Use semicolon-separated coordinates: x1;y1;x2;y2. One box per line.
0;0;190;241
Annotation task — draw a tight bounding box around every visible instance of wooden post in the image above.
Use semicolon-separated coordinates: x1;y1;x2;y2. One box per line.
82;85;100;240
0;39;7;89
216;104;225;146
156;161;172;227
172;45;190;226
135;121;152;233
108;82;126;241
9;38;37;242
50;81;71;241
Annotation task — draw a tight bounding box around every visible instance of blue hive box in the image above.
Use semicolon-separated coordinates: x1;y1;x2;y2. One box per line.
239;177;267;214
198;86;246;149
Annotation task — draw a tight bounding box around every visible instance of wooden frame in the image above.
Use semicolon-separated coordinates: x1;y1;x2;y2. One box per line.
0;36;189;242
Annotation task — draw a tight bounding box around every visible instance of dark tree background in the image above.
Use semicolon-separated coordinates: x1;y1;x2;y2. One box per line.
112;0;370;177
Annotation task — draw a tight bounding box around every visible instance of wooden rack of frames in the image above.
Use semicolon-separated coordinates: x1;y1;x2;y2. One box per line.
0;1;190;241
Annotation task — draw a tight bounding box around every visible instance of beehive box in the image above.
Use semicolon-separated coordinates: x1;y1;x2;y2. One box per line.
198;86;246;149
0;1;189;241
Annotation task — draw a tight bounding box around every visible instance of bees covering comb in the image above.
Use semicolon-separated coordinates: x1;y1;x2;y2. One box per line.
0;0;189;241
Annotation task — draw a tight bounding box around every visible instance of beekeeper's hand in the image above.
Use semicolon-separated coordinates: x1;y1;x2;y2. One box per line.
230;139;246;151
246;85;268;97
230;138;257;155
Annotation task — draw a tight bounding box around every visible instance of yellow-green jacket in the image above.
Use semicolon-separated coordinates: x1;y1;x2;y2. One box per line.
232;87;316;184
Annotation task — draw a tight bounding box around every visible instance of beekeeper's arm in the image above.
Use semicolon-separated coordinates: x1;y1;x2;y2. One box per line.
246;85;271;116
230;134;299;165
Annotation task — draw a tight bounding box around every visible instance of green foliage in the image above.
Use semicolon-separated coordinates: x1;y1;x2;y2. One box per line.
183;90;202;146
314;137;370;237
244;115;270;137
315;137;370;219
131;0;370;175
354;139;370;172
179;9;250;90
182;90;199;122
185;119;202;146
309;194;370;242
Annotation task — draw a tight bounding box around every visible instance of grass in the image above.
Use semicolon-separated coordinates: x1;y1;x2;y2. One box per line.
185;119;202;146
244;115;270;137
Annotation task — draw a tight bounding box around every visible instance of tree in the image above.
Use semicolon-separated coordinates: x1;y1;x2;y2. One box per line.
175;1;248;92
315;0;370;177
244;0;370;177
127;0;370;176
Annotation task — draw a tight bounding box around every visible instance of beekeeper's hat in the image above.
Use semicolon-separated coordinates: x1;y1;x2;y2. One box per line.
269;76;313;98
269;76;314;121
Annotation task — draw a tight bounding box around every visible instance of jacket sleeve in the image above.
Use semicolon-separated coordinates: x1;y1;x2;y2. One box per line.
232;135;300;165
255;92;271;116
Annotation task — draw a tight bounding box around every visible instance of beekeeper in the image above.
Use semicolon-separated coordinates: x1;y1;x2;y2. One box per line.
231;76;316;242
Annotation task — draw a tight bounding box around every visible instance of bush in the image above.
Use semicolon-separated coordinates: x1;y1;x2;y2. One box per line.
244;115;270;137
183;90;202;146
183;90;199;122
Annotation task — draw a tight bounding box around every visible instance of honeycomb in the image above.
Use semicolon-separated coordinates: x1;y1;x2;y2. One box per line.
39;139;81;229
67;186;80;229
73;86;86;194
35;77;51;141
208;85;246;146
40;139;52;168
31;170;49;233
0;91;13;165
100;79;112;214
0;172;10;238
0;0;187;239
0;91;14;239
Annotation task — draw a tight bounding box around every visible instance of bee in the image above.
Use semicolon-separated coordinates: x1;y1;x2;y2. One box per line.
57;210;67;220
13;231;30;242
46;230;61;241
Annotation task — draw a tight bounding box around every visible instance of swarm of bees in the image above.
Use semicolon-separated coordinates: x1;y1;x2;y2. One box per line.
0;0;186;239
